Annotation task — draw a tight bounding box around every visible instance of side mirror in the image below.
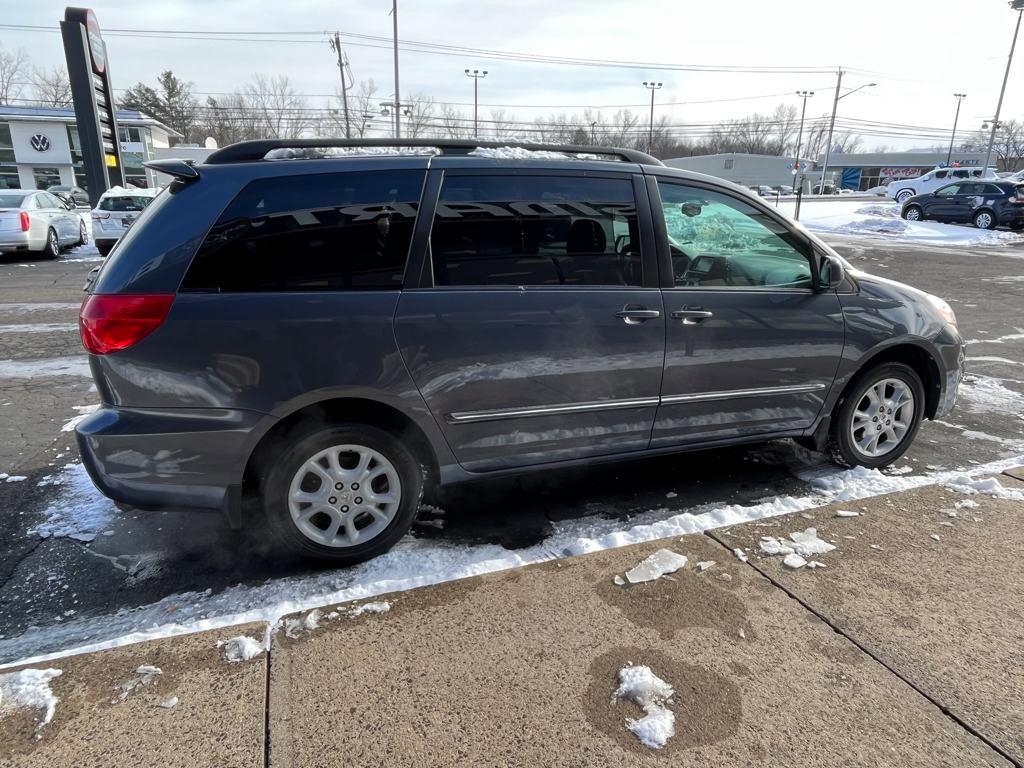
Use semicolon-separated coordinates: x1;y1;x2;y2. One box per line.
820;256;845;290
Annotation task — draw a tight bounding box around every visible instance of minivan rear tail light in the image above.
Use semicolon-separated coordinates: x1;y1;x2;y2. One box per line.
19;211;29;232
79;294;174;355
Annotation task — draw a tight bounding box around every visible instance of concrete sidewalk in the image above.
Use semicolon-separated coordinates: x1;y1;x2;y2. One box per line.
2;472;1022;768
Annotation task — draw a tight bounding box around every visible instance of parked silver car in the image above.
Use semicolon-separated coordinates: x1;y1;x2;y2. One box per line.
91;186;161;256
0;189;87;258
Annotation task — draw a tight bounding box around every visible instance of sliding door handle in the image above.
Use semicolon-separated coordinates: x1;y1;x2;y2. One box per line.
615;307;661;324
671;308;714;325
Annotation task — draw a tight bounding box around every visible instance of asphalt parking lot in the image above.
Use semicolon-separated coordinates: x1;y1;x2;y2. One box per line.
0;232;1022;662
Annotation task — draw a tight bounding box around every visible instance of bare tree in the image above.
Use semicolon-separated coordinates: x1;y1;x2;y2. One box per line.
244;74;309;139
488;108;516;140
439;103;471;138
965;120;1024;171
196;93;261;146
318;79;379;139
31;66;72;107
0;45;29;105
403;92;435;138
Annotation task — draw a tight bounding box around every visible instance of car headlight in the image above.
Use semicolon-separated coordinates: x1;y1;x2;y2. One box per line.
926;293;957;328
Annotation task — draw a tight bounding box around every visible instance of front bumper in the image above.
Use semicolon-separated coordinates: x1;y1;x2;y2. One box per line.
934;326;966;419
75;405;269;513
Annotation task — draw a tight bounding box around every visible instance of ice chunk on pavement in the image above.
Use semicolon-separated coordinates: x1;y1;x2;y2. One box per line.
733;548;748;563
665;492;677;498
612;665;675;749
835;510;860;518
695;560;716;572
613;575;625;586
930;534;941;542
624;549;688;584
789;528;836;556
154;696;178;709
783;553;807;569
0;668;62;727
218;635;264;663
806;561;827;569
347;601;391;617
760;537;795;556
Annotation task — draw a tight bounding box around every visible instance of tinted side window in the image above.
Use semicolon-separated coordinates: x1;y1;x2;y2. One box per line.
952;169;970;179
430;175;642;287
933;170;948;179
658;181;812;289
182;170;424;292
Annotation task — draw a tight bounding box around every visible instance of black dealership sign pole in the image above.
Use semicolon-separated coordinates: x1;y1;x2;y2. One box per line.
61;7;124;206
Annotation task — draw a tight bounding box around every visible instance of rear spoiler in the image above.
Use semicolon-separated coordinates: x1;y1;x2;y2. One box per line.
143;159;199;181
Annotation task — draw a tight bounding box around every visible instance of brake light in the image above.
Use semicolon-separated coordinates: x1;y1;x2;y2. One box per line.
79;294;174;355
19;211;29;232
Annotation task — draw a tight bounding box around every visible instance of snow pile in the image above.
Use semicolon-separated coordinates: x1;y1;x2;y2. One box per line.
1;473;27;483
470;146;603;161
612;665;675;749
957;375;1024;414
622;549;688;584
27;463;114;541
0;668;62;728
854;204;900;218
218;635;265;663
944;474;1024;502
282;609;321;639
61;404;100;432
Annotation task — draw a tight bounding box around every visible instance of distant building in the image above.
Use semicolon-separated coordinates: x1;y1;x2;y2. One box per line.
815;150;989;191
0;105;181;191
664;149;992;193
663;153;813;191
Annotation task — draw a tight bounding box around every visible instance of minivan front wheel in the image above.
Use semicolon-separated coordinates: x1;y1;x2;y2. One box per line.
829;363;925;469
262;424;423;563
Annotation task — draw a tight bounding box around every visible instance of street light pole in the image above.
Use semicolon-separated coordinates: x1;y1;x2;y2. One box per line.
983;0;1024;173
793;90;814;194
464;69;487;136
946;93;967;166
391;0;401;139
643;81;662;154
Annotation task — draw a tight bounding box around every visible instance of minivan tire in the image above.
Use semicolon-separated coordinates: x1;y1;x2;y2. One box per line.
973;210;997;230
828;362;925;469
261;423;423;564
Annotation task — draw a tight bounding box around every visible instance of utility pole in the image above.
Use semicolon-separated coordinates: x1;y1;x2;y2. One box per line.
817;68;843;195
391;0;401;139
329;32;351;139
464;69;487;136
983;0;1024;173
643;81;662;154
946;93;967;166
793;90;814;215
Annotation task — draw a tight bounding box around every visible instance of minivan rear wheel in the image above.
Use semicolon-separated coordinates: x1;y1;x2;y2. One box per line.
828;363;925;469
261;424;423;563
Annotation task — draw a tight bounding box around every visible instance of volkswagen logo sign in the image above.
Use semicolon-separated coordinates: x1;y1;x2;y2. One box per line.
30;134;51;152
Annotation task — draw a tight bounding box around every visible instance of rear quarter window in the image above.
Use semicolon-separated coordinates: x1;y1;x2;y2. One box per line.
181;170;425;292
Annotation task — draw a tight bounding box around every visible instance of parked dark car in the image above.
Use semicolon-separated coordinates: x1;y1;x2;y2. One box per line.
75;139;964;564
47;184;90;207
900;180;1024;230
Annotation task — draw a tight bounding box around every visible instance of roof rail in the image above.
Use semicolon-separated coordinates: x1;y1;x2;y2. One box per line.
203;138;663;166
143;158;200;181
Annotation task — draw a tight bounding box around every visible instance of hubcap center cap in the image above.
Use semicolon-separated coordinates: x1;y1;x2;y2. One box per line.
338;491;353;505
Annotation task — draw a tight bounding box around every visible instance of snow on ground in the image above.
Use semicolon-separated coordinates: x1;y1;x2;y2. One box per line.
0;323;78;334
2;453;1022;669
957;374;1024;414
771;199;1024;248
218;635;265;663
612;664;675;749
0;668;62;728
0;303;80;313
944;474;1024;502
0;357;92;379
27;463;115;542
61;404;100;433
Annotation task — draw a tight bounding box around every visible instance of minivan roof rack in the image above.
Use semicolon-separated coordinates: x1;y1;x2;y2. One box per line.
203;138;664;166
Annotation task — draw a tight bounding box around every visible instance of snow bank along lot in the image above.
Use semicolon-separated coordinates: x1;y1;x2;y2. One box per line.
775;198;1024;247
2;452;1022;670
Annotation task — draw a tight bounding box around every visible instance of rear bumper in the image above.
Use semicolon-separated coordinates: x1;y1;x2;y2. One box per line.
75;405;269;512
0;232;32;251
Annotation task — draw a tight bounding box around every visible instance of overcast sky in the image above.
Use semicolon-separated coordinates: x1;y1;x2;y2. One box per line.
6;0;1024;149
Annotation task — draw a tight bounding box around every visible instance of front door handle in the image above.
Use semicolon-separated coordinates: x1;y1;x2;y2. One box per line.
671;307;714;325
615;306;661;325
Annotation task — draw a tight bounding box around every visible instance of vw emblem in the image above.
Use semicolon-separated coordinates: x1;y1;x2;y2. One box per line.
30;134;51;152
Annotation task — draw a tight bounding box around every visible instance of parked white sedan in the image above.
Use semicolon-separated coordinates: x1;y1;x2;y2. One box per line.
91;186;161;256
0;189;87;258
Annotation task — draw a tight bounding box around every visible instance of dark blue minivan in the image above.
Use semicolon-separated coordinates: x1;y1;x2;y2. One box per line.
76;139;964;563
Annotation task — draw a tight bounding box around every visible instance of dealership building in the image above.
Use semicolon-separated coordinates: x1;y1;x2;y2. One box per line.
0;105;180;192
665;150;991;192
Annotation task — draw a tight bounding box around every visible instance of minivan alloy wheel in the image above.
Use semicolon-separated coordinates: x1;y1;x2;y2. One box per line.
849;378;915;458
288;444;402;548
